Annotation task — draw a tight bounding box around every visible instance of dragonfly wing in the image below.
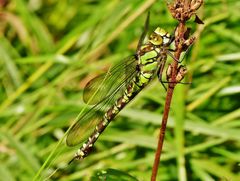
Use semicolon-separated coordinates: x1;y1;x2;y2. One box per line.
137;12;150;52
83;55;138;105
66;101;105;147
83;12;149;105
66;56;138;147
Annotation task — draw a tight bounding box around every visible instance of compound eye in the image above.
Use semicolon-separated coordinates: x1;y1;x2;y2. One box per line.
150;34;156;41
149;33;163;45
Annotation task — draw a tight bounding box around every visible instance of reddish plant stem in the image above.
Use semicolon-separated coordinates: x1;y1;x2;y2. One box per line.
151;0;203;179
151;84;174;181
151;22;185;181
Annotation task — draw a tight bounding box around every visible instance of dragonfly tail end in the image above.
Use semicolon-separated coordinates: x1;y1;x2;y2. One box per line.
68;157;76;165
68;155;85;165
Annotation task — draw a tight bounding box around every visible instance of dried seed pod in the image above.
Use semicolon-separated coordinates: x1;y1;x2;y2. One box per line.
166;64;173;82
176;65;187;82
191;0;203;11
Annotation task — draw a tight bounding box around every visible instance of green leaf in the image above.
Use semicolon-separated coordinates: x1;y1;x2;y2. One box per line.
91;169;138;181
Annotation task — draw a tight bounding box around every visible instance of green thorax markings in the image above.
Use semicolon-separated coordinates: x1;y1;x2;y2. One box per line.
136;27;171;86
67;27;172;163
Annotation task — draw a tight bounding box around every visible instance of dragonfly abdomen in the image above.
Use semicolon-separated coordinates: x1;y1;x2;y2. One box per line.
74;76;147;160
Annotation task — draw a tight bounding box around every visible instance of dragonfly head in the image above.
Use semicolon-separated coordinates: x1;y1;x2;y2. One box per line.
149;27;171;46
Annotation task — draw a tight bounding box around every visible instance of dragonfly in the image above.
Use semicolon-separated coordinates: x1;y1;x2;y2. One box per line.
66;14;184;164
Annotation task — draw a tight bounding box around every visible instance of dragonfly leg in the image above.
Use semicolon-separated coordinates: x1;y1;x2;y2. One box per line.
179;42;193;63
157;64;191;90
167;50;181;63
157;59;167;91
167;36;194;64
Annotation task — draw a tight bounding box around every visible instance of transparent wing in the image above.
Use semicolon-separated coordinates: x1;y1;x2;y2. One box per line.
83;12;149;105
137;11;149;52
83;55;138;105
66;56;138;147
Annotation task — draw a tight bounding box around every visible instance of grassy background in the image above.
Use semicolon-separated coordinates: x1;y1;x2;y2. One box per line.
0;0;240;180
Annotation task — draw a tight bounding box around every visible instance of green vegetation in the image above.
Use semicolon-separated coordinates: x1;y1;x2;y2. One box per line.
0;0;240;180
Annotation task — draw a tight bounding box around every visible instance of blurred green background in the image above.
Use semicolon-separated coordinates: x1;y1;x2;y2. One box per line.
0;0;240;180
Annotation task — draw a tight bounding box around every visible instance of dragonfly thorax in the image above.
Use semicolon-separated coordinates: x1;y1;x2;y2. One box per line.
149;27;171;46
